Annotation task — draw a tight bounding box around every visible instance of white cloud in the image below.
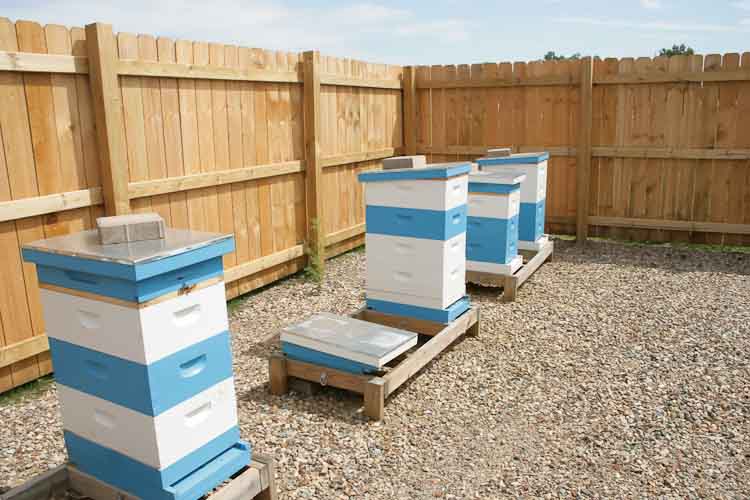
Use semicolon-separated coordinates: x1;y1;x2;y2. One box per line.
0;0;466;63
555;16;747;33
640;0;661;9
731;0;750;10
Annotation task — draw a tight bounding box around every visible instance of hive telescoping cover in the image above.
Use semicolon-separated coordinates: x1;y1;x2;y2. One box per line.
281;313;418;371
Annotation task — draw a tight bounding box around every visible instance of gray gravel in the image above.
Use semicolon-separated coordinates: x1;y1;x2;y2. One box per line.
2;239;749;499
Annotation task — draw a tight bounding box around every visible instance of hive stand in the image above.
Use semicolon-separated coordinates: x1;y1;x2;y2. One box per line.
269;307;480;420
0;454;277;500
466;239;554;302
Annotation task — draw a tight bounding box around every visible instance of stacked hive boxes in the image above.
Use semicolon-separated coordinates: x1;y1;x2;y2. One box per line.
22;230;249;500
477;152;549;251
358;162;472;324
466;171;526;275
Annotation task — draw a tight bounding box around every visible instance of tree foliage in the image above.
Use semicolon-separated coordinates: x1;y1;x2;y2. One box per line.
544;51;581;61
658;44;695;57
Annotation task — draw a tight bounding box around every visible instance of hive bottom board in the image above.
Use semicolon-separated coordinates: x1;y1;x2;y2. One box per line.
466;239;554;302
0;454;276;500
364;295;470;324
269;306;480;420
63;434;250;500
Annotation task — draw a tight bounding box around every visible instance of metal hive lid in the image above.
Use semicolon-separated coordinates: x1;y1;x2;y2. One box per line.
22;228;232;265
281;312;418;359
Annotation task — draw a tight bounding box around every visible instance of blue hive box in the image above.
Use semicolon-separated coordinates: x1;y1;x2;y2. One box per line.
467;171;525;276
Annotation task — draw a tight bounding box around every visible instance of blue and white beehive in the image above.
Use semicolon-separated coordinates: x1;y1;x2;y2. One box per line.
476;152;549;251
467;171;526;276
22;229;249;500
358;162;471;324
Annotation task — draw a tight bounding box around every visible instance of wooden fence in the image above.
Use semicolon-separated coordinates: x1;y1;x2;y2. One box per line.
0;18;402;393
1;16;749;395
405;54;750;244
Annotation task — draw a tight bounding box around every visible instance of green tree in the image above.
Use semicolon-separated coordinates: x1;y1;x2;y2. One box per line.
658;44;694;57
544;51;581;61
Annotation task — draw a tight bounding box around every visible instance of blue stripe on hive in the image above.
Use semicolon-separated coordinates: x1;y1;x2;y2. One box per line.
50;331;234;416
519;200;546;242
21;237;234;282
466;215;519;264
365;204;467;241
358;162;471;182
467;182;521;195
64;428;249;500
476;152;549;165
281;342;380;374
365;296;470;324
34;256;224;303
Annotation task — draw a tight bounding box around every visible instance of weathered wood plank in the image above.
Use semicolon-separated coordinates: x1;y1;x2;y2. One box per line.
0;49;87;73
85;23;129;215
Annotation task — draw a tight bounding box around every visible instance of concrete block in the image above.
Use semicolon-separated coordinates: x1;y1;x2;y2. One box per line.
487;147;512;158
97;213;166;245
382;155;426;170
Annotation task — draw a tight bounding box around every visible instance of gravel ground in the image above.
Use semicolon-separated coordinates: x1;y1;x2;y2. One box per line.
1;239;749;499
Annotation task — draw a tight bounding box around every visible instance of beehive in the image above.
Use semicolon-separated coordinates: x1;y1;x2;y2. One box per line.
476;152;549;251
22;229;249;500
358;162;471;323
466;171;525;275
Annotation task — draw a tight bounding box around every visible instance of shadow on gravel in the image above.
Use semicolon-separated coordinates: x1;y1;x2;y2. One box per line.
236;335;474;425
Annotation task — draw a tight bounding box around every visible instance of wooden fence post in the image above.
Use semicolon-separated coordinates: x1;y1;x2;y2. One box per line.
576;56;594;244
402;66;417;155
85;22;130;216
302;50;324;274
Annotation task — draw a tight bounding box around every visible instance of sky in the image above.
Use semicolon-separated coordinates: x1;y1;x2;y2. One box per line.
1;1;749;65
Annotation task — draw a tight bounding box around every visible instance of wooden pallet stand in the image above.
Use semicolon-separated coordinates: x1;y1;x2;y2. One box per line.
466;239;554;302
269;306;480;421
0;454;277;500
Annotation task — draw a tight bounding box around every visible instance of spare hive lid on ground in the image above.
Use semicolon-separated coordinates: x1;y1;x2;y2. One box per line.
281;312;418;367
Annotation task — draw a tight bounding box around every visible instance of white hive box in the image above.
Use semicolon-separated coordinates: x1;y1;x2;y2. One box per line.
40;281;229;365
364;170;467;211
57;378;238;470
281;312;418;373
365;232;465;309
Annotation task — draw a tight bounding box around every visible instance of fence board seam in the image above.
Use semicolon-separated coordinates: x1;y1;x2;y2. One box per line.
0;50;88;73
0;187;103;222
417;145;750;160
325;223;365;246
128;160;304;199
117;58;301;83
576;57;594;243
0;335;49;369
223;244;305;283
320;74;402;89
321;147;403;167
